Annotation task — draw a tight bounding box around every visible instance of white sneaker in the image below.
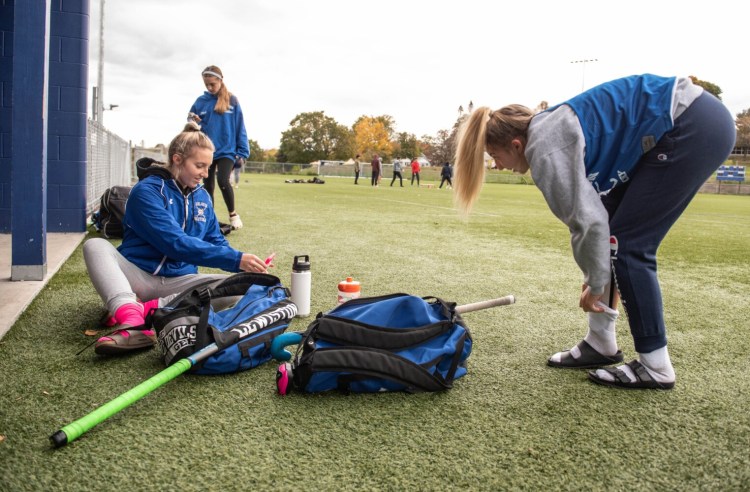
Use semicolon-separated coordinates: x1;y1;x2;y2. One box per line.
229;214;243;230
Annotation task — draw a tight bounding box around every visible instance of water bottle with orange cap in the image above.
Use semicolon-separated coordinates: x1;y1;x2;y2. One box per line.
337;277;361;304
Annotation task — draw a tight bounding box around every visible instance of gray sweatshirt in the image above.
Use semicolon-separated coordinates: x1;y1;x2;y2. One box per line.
525;77;702;294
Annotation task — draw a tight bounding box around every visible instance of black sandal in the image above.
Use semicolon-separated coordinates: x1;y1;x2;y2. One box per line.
588;360;675;390
547;340;623;369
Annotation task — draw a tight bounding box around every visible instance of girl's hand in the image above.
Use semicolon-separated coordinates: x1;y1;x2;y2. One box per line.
240;253;268;273
579;284;604;313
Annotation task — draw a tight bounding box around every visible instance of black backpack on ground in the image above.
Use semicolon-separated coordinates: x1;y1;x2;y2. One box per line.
92;185;131;239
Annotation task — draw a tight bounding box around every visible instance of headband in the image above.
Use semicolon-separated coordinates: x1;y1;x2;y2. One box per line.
202;70;223;80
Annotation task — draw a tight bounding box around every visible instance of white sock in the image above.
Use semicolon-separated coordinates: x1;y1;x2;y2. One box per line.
549;303;618;363
639;346;675;382
549;344;581;363
593;346;675;383
583;303;619;356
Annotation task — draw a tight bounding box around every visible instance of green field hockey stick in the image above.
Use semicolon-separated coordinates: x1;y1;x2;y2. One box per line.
50;343;215;448
50;301;297;448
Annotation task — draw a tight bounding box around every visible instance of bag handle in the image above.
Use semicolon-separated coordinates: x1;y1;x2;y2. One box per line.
313;316;454;350
208;272;282;299
303;347;454;393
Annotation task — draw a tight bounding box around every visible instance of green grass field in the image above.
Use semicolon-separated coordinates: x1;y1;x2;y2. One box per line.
1;174;749;491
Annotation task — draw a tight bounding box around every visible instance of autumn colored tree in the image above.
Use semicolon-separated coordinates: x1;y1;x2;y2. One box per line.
735;108;750;148
278;111;354;163
533;100;549;114
353;115;394;160
352;115;396;139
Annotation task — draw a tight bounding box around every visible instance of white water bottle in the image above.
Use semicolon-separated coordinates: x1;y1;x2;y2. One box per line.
291;255;311;317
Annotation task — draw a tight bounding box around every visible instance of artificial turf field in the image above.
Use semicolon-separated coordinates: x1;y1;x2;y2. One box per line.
1;174;748;491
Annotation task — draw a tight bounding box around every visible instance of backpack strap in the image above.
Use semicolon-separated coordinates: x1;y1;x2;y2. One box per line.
208;272;282;299
311;316;455;350
309;296;459;350
301;347;454;393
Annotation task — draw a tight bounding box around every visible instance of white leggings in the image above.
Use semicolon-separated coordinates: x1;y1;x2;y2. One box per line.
83;238;228;314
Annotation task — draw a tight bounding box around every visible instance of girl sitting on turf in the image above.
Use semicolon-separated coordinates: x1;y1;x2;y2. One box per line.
83;122;271;356
453;74;735;390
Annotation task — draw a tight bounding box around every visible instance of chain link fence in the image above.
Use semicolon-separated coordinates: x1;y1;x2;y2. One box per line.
86;119;131;214
242;160;535;185
86;120;167;215
244;161;317;175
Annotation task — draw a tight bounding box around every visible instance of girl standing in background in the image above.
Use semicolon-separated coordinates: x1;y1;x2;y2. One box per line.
189;65;249;229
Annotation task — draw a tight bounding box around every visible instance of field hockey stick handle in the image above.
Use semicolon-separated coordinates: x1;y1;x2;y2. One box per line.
270;332;303;361
50;358;193;448
455;295;515;314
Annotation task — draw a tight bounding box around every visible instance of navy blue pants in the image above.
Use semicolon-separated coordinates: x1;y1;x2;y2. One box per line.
601;92;735;353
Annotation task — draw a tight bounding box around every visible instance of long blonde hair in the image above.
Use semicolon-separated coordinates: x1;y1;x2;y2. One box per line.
202;65;233;114
453;105;533;214
167;122;215;181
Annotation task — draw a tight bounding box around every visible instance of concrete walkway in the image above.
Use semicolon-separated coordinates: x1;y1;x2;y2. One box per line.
0;232;86;340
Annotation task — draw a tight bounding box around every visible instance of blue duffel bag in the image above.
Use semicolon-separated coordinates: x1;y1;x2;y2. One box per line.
272;293;473;394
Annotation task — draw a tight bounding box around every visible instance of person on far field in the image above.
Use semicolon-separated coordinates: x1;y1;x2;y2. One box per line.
354;154;361;184
232;156;243;188
188;65;249;229
439;162;453;189
371;154;382;187
453;74;735;390
411;157;421;186
391;159;404;187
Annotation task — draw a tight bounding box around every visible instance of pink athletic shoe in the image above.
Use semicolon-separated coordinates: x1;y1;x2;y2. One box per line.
94;303;155;356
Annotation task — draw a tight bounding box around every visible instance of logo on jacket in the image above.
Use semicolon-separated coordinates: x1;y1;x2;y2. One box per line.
609;235;618;259
194;201;208;223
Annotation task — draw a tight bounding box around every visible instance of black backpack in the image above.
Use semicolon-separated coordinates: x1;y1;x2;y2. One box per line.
92;185;131;239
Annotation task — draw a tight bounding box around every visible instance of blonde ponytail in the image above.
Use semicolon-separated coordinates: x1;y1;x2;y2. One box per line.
454;107;491;214
454;104;534;215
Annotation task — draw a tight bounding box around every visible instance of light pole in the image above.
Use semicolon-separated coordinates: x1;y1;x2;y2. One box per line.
570;58;598;91
92;0;105;122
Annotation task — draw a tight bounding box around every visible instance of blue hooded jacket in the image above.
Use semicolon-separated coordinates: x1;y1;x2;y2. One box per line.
118;165;242;276
189;92;250;161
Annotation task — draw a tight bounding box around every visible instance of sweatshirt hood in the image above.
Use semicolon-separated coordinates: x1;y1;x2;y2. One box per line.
135;157;175;182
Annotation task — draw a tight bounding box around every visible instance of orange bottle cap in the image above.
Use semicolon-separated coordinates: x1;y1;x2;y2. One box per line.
338;277;361;292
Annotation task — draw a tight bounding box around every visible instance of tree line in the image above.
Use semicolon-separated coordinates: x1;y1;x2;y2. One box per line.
246;76;749;164
247;112;458;166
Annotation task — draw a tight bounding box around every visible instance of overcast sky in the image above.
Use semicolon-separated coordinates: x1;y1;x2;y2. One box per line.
89;0;748;151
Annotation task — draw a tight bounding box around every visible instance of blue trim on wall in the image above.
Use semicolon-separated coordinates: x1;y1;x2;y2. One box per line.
1;0;89;282
47;0;88;232
11;0;50;272
0;2;14;232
